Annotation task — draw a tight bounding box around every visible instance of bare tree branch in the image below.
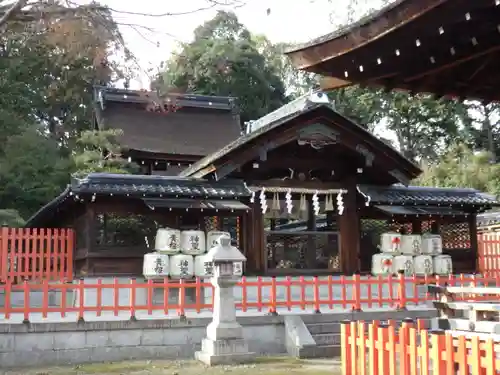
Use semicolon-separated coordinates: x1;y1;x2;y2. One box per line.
0;0;29;30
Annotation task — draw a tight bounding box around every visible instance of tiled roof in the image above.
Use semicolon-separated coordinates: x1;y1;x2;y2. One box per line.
71;173;251;198
477;211;500;227
358;185;500;206
25;173;251;227
180;92;420;179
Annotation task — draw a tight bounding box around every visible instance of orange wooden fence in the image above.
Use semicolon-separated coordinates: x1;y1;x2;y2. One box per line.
342;319;499;375
0;227;74;283
478;232;500;274
0;273;499;321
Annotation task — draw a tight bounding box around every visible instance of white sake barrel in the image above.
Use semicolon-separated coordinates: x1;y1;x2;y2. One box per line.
143;252;169;279
154;228;181;254
206;230;230;250
169;254;194;279
194;254;213;278
380;232;402;254
371;253;394;276
421;233;442;255
401;234;422;255
180;230;206;255
434;255;453;276
414;255;434;276
393;255;414;276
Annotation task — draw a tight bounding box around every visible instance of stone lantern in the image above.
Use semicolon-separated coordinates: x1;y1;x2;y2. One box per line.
195;234;256;365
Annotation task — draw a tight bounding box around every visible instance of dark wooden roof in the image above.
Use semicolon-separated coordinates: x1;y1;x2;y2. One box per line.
25;173;251;227
286;0;500;101
94;86;242;157
358;185;500;207
180;92;421;185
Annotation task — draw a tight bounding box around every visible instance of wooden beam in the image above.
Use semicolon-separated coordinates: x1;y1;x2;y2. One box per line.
286;0;446;69
248;179;343;190
195;124;304;180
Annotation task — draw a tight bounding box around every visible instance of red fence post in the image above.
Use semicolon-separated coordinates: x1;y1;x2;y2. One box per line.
351;274;362;312
340;320;352;375
0;226;8;283
66;229;74;282
397;272;407;310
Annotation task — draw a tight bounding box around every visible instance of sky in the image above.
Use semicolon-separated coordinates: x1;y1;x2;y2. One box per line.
73;0;388;89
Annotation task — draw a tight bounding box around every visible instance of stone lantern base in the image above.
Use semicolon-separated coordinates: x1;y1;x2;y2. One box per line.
195;337;256;366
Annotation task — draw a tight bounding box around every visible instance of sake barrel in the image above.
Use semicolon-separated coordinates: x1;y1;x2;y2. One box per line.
393;254;414;276
401;234;422;255
154;228;181;254
206;230;230;250
414;255;434;276
421;233;443;255
380;232;402;254
169;254;194;279
433;255;453;276
143;252;169;280
194;254;213;278
180;230;206;255
371;253;394;276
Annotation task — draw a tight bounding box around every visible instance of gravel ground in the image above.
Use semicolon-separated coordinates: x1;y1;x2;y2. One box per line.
0;357;342;375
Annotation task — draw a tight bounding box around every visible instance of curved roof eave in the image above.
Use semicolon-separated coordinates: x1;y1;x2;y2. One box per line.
285;0;446;69
180;94;421;181
24;185;73;228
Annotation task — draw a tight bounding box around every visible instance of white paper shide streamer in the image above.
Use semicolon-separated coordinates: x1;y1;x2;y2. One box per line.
259;188;267;214
336;192;344;215
312;191;320;216
285;189;293;214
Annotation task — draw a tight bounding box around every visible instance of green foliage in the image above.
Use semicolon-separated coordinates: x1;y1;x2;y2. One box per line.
0;128;72;219
72;129;140;177
414;143;500;197
0;209;25;227
252;35;317;99
154;11;287;123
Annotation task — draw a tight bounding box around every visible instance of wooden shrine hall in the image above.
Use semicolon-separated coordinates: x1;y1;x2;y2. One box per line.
285;0;500;101
25;91;500;276
179;93;499;275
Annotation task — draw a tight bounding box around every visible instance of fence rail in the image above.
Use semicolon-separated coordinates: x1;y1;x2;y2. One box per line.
0;227;74;283
0;273;499;322
341;319;500;375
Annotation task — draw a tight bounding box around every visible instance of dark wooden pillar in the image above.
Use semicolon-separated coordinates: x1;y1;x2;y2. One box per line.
469;214;479;273
248;202;265;274
337;176;360;274
306;196;317;269
411;220;422;234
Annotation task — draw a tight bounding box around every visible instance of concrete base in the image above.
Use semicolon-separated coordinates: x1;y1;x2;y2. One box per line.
195;338;256;365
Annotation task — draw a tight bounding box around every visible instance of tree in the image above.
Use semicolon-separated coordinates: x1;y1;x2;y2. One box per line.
0;128;72;219
379;92;471;161
72;129;140;177
414;143;500;197
252;35;316;99
1;0;131;141
154;11;287;124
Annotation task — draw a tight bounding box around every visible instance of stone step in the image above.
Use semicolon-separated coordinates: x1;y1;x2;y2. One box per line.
299;344;341;358
306;322;340;334
312;333;342;346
